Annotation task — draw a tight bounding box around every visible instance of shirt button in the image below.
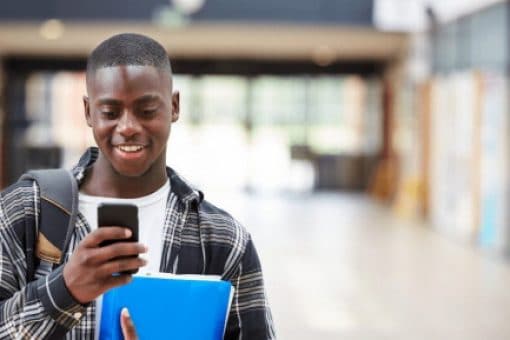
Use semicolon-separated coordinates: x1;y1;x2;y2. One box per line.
73;312;82;320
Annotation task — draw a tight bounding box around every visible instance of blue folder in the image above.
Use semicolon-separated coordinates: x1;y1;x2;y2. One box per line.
99;273;234;340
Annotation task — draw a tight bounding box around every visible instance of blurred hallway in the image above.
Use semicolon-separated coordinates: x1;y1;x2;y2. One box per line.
1;1;510;339
212;192;510;340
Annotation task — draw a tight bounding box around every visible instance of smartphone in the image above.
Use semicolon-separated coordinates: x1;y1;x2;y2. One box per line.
97;203;139;274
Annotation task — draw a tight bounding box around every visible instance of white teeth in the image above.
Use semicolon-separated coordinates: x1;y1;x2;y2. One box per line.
117;145;143;152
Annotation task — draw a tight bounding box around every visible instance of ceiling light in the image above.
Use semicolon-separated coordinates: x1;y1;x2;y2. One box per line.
39;19;64;40
172;0;206;15
312;45;336;67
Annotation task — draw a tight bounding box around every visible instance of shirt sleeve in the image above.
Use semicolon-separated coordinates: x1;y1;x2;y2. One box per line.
224;235;276;340
0;231;86;339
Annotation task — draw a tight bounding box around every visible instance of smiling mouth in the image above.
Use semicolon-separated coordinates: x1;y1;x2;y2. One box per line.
116;145;145;153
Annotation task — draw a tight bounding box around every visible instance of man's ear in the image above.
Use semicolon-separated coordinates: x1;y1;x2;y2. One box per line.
171;91;180;123
83;96;92;127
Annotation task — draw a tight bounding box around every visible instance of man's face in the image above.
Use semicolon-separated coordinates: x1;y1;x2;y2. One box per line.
84;65;179;177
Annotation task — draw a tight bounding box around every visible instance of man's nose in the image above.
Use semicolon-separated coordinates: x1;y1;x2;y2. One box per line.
117;111;141;137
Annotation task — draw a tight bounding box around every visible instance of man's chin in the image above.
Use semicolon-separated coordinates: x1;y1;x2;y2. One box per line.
112;165;149;178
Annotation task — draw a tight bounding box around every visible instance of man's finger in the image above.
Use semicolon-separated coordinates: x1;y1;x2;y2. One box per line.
81;227;132;247
98;257;147;277
93;242;147;263
120;308;138;340
102;274;133;291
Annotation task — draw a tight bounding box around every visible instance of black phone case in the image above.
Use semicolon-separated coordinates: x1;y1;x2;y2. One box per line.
97;203;139;274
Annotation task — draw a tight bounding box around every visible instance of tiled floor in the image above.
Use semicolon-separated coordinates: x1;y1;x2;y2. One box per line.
209;191;510;340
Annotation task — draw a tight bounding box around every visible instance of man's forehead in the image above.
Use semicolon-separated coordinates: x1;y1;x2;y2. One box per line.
89;64;170;80
87;64;172;93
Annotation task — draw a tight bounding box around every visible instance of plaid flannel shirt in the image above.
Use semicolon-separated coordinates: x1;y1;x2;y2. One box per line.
0;148;275;339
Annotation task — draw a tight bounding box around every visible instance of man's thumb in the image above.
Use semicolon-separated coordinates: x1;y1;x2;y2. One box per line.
120;307;138;340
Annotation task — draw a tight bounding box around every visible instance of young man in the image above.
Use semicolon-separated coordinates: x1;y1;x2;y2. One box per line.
0;33;275;339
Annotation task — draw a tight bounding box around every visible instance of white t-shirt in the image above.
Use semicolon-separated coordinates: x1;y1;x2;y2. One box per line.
78;179;170;273
79;180;170;339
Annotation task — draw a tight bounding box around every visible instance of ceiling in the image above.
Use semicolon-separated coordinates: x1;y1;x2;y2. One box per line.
374;0;505;31
0;22;408;62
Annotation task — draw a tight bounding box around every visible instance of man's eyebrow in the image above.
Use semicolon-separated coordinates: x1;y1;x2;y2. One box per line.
134;94;162;104
96;98;122;106
95;95;161;106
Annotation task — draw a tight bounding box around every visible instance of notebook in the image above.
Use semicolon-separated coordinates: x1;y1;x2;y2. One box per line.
98;272;234;340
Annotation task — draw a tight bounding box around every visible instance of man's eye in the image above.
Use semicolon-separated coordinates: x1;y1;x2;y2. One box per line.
101;111;117;119
141;109;156;116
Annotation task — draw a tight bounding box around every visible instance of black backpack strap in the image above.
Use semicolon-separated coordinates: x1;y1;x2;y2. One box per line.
20;169;78;267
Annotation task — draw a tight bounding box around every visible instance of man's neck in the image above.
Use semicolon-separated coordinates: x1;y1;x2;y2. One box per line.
80;158;168;199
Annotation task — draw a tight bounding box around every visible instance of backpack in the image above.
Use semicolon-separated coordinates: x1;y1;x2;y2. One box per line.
19;169;78;281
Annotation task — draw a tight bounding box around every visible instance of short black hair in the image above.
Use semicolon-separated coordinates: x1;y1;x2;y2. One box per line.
86;33;172;81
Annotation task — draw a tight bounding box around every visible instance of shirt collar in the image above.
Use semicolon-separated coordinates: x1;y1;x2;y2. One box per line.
72;147;203;205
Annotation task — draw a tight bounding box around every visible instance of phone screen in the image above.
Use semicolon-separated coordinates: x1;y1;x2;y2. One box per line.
97;203;139;274
97;203;138;244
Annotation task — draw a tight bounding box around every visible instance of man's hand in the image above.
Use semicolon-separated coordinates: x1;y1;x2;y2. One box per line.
63;227;147;304
121;308;139;340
